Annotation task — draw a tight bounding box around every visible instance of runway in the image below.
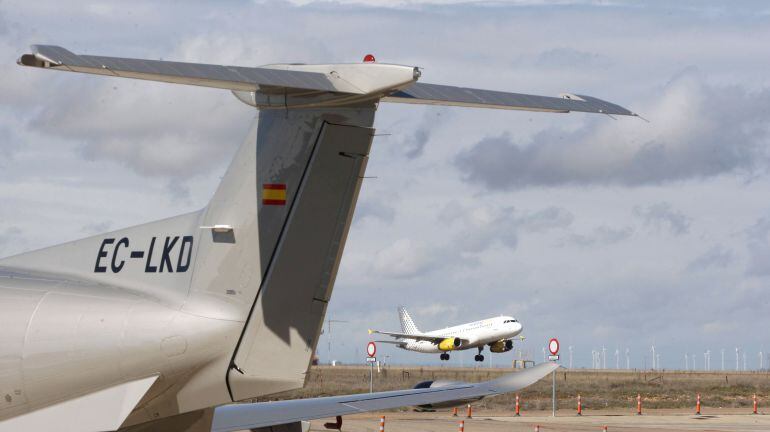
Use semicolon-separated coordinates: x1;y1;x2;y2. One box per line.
308;410;770;432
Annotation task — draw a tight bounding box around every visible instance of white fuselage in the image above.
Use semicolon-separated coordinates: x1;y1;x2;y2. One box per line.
403;316;522;353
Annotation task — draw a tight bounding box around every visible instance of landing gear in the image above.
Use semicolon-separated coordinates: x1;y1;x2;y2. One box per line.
474;347;485;362
440;353;450;361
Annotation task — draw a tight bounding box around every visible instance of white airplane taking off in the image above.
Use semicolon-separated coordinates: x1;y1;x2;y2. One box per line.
0;45;636;432
370;308;524;362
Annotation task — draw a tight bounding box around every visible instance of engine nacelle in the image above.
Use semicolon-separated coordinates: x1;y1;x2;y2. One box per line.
413;380;483;410
438;337;462;351
489;339;514;353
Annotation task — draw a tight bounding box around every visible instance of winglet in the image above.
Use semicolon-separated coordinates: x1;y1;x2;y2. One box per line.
483;362;559;393
368;329;374;334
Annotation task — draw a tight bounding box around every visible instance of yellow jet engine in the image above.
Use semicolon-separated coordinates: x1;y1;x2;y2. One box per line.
489;339;514;353
438;337;462;351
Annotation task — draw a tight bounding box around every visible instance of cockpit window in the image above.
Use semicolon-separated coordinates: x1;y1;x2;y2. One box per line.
503;319;518;323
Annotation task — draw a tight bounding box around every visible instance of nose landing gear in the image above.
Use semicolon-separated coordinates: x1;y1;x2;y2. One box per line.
440;353;450;361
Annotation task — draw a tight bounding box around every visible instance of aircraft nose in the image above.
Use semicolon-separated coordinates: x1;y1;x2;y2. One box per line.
515;322;523;334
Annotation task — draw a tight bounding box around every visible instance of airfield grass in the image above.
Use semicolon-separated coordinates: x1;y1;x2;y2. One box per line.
260;366;770;411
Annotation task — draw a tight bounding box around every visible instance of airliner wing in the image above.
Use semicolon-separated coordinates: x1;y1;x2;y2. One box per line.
211;362;558;432
373;340;407;347
368;329;458;343
383;82;638;116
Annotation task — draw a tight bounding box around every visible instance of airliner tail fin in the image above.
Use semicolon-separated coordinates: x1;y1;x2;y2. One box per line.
398;307;421;335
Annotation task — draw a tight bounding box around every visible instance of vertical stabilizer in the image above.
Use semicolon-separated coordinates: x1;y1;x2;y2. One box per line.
226;106;376;400
398;307;421;335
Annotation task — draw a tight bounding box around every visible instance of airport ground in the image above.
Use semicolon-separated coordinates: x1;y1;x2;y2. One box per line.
267;365;770;410
256;366;770;431
309;409;770;432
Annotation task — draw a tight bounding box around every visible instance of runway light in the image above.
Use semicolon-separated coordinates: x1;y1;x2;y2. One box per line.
363;54;376;63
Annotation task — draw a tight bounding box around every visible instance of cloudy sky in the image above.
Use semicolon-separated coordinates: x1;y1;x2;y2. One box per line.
2;0;770;369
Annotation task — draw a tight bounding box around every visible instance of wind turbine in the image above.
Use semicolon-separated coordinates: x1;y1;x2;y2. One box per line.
325;318;348;363
602;346;607;369
736;347;740;371
685;353;689;371
615;348;620;369
625;348;630;369
651;345;656;370
568;345;574;369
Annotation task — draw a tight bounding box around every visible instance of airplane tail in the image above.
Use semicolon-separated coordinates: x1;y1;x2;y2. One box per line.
398;307;421;335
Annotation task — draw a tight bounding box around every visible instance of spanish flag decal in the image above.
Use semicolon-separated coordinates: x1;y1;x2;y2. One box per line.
262;183;287;205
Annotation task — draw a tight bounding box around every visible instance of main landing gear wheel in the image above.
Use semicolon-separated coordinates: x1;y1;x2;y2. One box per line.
475;346;484;362
440;353;450;361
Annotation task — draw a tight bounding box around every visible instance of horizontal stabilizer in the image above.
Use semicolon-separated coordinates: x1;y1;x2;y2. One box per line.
211;362;558;432
383;82;637;116
17;45;360;94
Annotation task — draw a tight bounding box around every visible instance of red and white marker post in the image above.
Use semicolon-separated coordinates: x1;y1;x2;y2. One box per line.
636;394;642;415
577;394;582;416
695;393;701;415
515;394;521;416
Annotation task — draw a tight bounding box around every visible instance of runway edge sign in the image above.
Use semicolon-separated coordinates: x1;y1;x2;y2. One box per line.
548;338;559;361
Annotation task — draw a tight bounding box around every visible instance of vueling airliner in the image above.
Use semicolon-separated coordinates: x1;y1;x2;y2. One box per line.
369;307;524;361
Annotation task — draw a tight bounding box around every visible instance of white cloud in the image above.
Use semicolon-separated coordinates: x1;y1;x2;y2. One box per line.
371;238;436;278
633;202;692;236
455;71;770;189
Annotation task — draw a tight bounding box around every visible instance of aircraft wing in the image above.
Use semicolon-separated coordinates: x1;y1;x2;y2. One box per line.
368;329;459;343
383;82;637;116
211;362;558;432
16;45;361;94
